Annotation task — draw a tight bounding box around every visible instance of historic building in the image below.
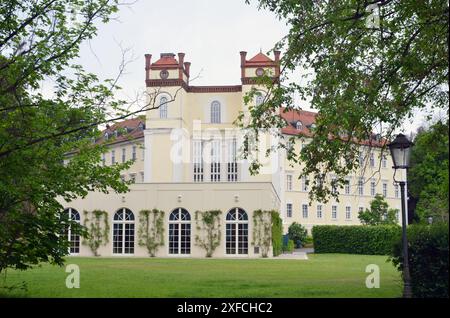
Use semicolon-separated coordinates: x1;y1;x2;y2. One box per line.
61;51;404;258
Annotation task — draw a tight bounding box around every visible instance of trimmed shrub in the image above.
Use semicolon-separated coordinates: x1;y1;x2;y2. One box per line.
312;225;401;255
288;222;308;248
271;211;283;257
283;239;295;253
391;223;449;298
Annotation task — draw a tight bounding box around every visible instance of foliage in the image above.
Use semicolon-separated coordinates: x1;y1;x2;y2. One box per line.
138;209;165;257
288;222;308;248
390;223;449;298
195;210;222;257
408;120;449;223
271;211;283;257
252;210;272;257
313;225;401;255
240;0;448;202
82;210;109;257
358;194;399;225
283;239;295;253
0;1;132;272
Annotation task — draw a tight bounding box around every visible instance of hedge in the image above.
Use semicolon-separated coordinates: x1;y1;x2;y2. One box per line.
271;211;283;257
312;225;401;255
391;223;449;298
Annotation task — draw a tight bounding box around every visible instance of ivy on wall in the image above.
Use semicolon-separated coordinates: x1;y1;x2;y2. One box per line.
271;211;283;257
82;210;109;256
252;210;273;257
138;209;165;257
195;210;222;257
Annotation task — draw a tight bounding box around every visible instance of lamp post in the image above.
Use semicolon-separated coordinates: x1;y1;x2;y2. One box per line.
388;133;413;298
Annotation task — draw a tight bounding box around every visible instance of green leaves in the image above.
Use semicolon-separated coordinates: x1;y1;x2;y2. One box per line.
358;194;399;226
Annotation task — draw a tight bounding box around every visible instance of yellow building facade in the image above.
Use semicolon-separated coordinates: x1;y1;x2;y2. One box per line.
61;51;404;258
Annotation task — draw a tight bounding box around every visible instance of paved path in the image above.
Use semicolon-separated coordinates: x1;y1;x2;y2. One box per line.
276;251;308;260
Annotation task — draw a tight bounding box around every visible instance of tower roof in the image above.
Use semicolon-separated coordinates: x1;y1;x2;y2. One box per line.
247;52;274;63
152;53;179;66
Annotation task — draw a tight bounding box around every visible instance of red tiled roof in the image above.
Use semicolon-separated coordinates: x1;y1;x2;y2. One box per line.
152;54;179;66
98;117;145;145
247;52;273;63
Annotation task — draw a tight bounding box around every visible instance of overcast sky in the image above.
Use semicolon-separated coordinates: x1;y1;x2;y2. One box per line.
74;0;441;135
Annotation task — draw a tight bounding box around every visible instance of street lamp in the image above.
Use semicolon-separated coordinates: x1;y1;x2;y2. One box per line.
388;133;413;298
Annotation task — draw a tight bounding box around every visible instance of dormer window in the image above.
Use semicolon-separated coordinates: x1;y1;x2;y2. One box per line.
138;122;145;130
310;123;316;130
296;121;302;130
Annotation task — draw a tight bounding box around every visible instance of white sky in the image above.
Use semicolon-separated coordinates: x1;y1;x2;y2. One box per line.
75;0;441;135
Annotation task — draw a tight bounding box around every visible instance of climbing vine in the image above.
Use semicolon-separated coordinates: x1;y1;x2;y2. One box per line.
82;210;109;256
195;210;222;257
138;209;165;257
252;210;273;257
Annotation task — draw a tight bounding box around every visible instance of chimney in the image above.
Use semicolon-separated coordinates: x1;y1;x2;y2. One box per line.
184;62;191;77
144;54;152;80
240;51;247;79
178;53;185;79
274;50;281;77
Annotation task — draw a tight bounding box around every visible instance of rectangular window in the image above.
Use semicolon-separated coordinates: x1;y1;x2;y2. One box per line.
227;139;238;182
382;155;387;168
286;203;292;218
302;204;308;218
122;148;126;163
345;178;351;195
111;150;115;164
370;152;375;167
193;140;204;182
210;140;221;182
129;173;136;183
383;182;388;197
358;177;364;196
142;147;145;161
332;206;338;219
317;205;323;219
140;171;144;183
345;206;351;220
132;146;137;161
286;174;293;191
358;151;364;165
301;176;308;192
394;184;399;198
370;180;376;196
331;176;337;194
359;206;364;214
102;153;106;166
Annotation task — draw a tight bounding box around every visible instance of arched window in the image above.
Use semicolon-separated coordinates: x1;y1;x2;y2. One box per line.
255;93;264;106
169;208;191;255
225;208;248;255
159;96;168;119
113;208;135;254
296;121;302;130
210;101;221;123
64;208;81;254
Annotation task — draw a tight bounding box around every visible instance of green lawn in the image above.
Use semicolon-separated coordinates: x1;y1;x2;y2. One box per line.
0;254;402;298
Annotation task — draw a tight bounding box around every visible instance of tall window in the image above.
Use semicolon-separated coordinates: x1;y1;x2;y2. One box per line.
169;208;191;255
111;150;115;164
345;178;351;195
227;138;238;182
345;206;351;220
210;101;221;123
159;96;168;118
132;146;137;161
332;205;338;220
394;184;399;198
302;204;308;218
382;182;388;197
64;208;80;254
210;140;221;182
122;148;126;163
359;206;364;215
226;208;248;255
193;140;204;182
382;155;387;168
113;208;135;254
286;203;292;218
358;177;364;195
370;179;376;196
255;94;264;106
286;174;293;191
317;205;323;219
331;176;338;194
301;176;308;192
370;152;375;167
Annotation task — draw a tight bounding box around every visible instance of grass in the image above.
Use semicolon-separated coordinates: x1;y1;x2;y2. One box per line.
0;254;402;298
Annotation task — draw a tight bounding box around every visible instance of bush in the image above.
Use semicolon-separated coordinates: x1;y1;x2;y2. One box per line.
271;211;283;257
391;223;449;298
283;239;295;253
312;225;401;255
288;222;308;248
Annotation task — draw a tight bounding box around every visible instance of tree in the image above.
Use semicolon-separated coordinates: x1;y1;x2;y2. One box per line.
241;0;449;202
408;120;449;223
287;222;308;248
358;194;399;225
0;0;135;273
